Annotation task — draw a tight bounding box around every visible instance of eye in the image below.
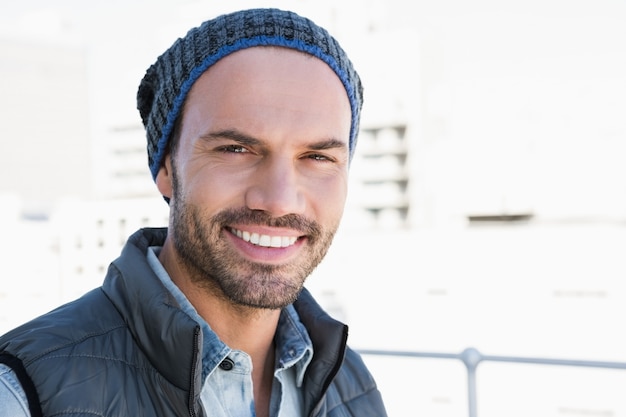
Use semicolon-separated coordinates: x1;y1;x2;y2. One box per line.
305;153;336;163
218;144;249;154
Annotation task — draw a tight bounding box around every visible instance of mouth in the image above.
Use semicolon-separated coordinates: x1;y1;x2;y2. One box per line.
229;227;299;248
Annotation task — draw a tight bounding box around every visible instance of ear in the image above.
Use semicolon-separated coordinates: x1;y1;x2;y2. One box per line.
156;155;174;200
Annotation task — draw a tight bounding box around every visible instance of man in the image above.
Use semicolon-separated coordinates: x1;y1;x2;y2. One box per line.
0;8;387;417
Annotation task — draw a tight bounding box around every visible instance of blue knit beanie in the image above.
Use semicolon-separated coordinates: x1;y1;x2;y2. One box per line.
137;8;363;181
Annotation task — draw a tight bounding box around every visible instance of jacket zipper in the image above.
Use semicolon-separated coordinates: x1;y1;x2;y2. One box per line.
309;325;349;416
188;326;201;417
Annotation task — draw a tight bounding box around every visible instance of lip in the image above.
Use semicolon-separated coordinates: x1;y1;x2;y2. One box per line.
224;226;305;264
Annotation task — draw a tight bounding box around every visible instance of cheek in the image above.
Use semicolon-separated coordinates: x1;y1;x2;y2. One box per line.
177;161;248;209
307;174;349;220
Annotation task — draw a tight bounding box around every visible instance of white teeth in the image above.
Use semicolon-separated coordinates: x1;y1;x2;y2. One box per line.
230;228;298;248
270;236;282;247
259;234;271;246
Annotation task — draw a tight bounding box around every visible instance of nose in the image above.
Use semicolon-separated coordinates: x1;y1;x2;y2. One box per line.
245;156;306;217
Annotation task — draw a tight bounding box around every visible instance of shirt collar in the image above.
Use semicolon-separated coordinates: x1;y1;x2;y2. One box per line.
275;305;314;387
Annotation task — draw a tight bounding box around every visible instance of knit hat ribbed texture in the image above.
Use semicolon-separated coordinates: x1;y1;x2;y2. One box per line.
137;8;363;180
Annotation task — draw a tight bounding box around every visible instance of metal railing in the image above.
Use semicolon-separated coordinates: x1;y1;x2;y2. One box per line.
357;347;626;417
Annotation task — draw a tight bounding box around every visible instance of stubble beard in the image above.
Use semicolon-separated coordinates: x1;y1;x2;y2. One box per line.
169;170;338;310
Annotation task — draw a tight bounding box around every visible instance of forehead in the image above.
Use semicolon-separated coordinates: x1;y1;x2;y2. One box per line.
190;46;348;104
180;46;352;145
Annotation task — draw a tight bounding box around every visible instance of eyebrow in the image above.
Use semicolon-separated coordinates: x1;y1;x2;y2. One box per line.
309;138;348;152
201;129;262;146
202;129;348;152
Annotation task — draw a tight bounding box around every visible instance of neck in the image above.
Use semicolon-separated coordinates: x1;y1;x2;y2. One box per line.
159;239;281;349
158;239;279;417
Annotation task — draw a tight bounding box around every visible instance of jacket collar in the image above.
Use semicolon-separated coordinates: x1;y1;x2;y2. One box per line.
293;288;349;415
103;228;203;395
104;227;349;414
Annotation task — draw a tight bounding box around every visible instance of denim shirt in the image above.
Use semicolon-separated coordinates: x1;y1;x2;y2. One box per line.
0;365;28;417
0;247;313;417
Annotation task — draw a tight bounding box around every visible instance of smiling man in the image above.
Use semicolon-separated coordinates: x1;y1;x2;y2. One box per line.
0;8;387;417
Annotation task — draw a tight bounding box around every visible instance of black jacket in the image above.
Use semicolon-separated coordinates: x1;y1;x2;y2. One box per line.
0;228;387;416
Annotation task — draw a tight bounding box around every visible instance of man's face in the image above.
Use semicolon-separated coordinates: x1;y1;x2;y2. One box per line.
158;47;352;309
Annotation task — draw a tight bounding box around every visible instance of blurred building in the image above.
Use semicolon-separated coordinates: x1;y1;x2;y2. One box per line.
0;38;92;216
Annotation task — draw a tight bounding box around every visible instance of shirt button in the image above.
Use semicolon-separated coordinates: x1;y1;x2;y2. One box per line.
219;358;235;371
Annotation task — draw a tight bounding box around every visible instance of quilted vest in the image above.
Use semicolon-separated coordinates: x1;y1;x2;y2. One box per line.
0;228;387;417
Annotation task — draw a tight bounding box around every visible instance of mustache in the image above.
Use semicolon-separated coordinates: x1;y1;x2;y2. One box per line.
212;208;322;237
